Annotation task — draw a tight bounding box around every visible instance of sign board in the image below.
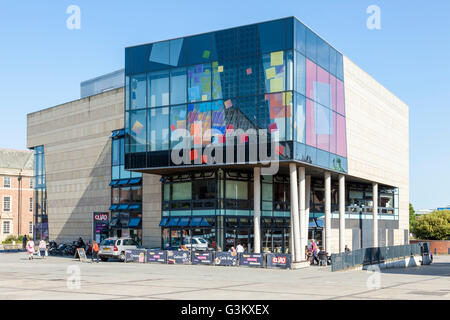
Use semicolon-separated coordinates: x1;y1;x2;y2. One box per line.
93;212;109;221
125;249;146;263
191;251;213;265
147;250;167;264
214;252;238;266
167;250;190;264
239;253;264;268
266;253;291;269
76;248;88;262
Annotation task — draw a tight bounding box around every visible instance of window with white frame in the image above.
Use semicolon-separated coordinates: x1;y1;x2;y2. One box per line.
29;197;33;212
29;221;33;234
4;177;11;188
3;221;11;234
3;196;11;212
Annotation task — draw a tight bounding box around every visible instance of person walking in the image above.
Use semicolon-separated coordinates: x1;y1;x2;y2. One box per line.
39;239;47;259
22;234;28;250
311;239;320;265
91;241;100;263
26;239;35;260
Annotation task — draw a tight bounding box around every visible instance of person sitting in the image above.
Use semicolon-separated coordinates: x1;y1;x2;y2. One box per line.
345;245;351;253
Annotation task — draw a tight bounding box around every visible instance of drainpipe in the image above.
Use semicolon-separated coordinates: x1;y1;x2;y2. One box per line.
18;170;22;237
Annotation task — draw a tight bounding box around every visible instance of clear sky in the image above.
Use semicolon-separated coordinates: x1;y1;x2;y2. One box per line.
0;0;449;210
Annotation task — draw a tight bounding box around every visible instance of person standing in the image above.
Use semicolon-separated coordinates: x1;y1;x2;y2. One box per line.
26;239;35;260
311;239;319;265
39;239;47;259
22;234;27;250
91;241;100;263
236;242;244;253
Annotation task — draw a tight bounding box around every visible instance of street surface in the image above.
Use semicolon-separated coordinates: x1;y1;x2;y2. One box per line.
0;252;449;300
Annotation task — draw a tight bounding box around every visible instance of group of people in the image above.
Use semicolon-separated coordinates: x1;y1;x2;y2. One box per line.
228;242;246;253
23;236;47;260
306;239;352;265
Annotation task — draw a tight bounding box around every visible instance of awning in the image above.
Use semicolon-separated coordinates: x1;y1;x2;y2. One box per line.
309;220;316;228
159;217;169;227
315;219;324;228
117;179;130;186
166;217;180;227
128;203;141;211
189;217;202;227
109;180;119;186
128;178;142;185
109;204;118;211
199;218;211;227
178;217;190;227
117;204;129;211
128;218;141;228
109;217;120;227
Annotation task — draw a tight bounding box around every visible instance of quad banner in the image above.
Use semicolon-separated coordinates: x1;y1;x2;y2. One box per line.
125;249;146;263
167;250;190;264
147;250;167;264
214;252;239;266
191;251;214;265
266;253;292;269
239;253;265;267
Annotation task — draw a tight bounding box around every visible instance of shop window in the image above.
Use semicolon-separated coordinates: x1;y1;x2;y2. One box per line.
225;180;248;200
193;180;216;200
172;182;192;200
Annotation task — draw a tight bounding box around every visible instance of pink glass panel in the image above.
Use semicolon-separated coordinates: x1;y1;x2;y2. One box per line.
337;79;345;115
305;99;316;147
337;114;347;157
317;66;330;107
316;103;330;152
329;111;337;154
330;74;337;112
306;59;317;100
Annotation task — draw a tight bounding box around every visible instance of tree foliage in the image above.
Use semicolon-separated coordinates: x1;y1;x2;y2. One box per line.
414;210;450;240
409;203;416;233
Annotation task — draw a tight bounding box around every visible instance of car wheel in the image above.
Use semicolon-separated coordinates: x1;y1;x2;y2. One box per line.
100;256;108;262
119;252;126;262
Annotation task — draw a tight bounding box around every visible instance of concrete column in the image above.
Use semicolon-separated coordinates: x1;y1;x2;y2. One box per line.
305;175;311;247
298;166;306;261
373;182;378;248
339;174;345;252
324;172;331;253
253;167;261;253
289;163;301;262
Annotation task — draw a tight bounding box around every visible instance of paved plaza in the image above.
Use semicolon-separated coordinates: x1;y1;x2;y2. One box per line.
0;252;449;300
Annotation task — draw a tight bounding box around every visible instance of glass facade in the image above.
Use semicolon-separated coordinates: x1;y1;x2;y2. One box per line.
33;145;48;241
124;17;347;173
110;129;143;244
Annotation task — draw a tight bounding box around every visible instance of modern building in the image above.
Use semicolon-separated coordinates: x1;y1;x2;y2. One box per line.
80;69;125;99
27;17;409;260
0;149;34;242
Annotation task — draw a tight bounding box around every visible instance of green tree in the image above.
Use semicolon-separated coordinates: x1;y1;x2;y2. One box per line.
414;210;450;240
409;203;416;234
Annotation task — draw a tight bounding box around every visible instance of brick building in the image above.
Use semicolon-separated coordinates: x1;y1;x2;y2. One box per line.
0;149;34;242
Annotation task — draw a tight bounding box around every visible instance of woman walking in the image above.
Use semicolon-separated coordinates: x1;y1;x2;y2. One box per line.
39;239;47;259
26;239;35;260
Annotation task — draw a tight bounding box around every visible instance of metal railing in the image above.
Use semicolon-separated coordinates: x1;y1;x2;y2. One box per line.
331;243;428;272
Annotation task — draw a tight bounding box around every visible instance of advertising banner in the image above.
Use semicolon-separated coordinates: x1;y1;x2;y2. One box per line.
191;251;214;265
239;253;265;268
147;250;167;264
125;249;146;263
167;250;190;264
214;252;239;266
266;253;292;269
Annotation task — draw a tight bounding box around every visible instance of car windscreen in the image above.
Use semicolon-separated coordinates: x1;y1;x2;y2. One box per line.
197;238;207;244
101;239;115;246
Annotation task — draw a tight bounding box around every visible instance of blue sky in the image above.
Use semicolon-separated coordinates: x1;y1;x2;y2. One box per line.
0;0;449;210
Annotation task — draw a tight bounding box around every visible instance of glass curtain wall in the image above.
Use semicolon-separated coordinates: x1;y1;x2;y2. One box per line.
33;146;48;241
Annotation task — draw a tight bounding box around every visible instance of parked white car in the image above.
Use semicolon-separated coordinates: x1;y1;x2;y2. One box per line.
182;236;209;251
99;237;139;262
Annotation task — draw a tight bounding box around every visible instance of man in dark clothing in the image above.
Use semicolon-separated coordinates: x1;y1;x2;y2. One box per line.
77;237;85;249
22;235;27;250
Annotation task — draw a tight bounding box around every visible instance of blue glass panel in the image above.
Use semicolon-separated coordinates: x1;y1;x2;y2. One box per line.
148;41;170;71
305;145;317;165
336;52;344;80
112;165;120;180
294;93;306;143
130;109;147;152
238;24;260;57
170;68;187;105
317;37;330;71
130;45;148;74
170;104;187;149
306;29;318;63
130;73;146;110
213;28;237;60
125;75;130;110
148;107;169;151
329;47;337;77
170;38;186;67
187;33;212;65
286;17;293;50
239;55;258;96
295;19;306;54
316;149;330;168
258;19;285;53
216;59;237;100
286;50;294;91
188;63;211;102
112;138;120;166
148;70;169;107
125;48;131;74
295;51;306;95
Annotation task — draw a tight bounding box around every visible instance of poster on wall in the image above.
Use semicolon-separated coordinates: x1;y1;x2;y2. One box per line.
191;251;213;265
167;250;190;264
214;252;238;266
125;249;146;263
239;253;264;268
93;212;109;243
147;250;167;264
266;253;291;269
